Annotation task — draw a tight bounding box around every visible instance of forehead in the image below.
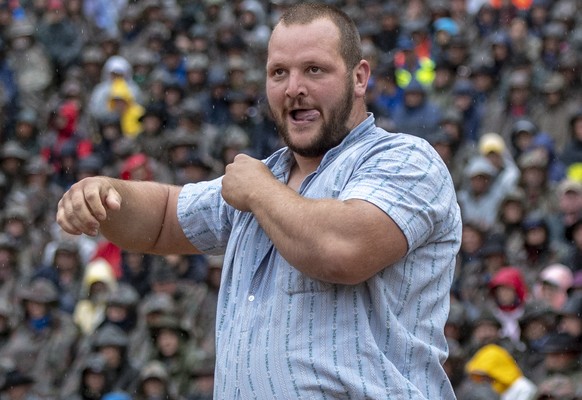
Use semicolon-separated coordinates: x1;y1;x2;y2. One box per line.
267;18;342;65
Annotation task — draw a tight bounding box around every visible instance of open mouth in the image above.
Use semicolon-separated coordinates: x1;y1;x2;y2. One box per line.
290;109;320;122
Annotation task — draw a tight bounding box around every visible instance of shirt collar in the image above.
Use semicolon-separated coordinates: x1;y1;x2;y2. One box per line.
268;113;376;179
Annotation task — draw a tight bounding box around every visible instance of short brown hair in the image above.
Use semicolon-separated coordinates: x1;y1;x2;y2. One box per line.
276;3;362;71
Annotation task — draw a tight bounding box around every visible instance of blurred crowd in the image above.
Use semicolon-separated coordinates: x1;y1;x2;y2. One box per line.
0;0;581;399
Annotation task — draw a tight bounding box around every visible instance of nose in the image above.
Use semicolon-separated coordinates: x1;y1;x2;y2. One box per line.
285;70;307;98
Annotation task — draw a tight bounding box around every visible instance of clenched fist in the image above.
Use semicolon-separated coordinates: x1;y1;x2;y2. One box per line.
221;154;276;212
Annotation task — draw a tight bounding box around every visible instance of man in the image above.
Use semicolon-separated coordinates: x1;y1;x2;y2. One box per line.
57;4;461;399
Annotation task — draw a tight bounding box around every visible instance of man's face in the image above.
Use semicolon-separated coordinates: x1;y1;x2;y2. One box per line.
266;18;355;158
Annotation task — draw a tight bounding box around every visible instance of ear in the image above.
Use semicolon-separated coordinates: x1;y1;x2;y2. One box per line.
353;60;371;98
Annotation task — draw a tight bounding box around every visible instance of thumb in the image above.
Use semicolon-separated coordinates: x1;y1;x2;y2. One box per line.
104;187;122;211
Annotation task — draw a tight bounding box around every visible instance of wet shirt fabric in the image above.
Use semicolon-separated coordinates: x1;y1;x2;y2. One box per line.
177;114;462;399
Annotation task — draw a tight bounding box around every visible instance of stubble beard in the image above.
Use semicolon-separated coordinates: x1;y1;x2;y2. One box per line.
272;78;354;158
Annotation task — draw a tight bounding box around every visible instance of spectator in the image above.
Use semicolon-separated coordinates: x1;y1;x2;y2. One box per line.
36;0;84;86
34;239;84;314
5;18;53;113
451;79;483;143
88;55;144;121
90;323;140;394
538;332;582;394
515;300;556;382
518;213;570;284
457;155;519;230
516;148;559;216
391;78;442;140
560;109;582;174
535;374;577;400
146;314;193;396
556;294;582;341
531;73;579;154
68;353;111;400
532;263;573;311
73;258;118;335
0;235;20;305
134;360;180;400
0;369;42;400
464;343;537;400
118;250;152;298
487;266;529;344
555;179;582;243
481;70;538;141
491;189;528;266
564;216;582;272
106;77;145;138
1;278;79;398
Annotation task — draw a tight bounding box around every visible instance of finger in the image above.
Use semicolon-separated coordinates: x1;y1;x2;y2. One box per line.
56;199;83;235
83;184;110;221
57;194;100;236
104;187;122;213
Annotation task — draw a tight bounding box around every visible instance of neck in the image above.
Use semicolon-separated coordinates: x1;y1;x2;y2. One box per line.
288;154;323;191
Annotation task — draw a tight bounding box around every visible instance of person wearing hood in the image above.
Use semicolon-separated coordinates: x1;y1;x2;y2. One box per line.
5;18;53;113
88;55;144;121
559;109;582;180
487;266;529;344
36;0;84;86
237;0;271;55
390;78;442;140
107;77;145;138
457;154;520;231
68;353;112;400
465;343;537;400
33;239;85;314
73;257;118;335
527;131;567;184
517;213;570;285
531;73;578;154
0;278;80;398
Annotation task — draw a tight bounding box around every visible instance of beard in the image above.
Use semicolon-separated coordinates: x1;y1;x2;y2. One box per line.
272;77;354;158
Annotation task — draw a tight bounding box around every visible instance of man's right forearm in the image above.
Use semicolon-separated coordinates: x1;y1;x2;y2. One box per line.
98;178;184;253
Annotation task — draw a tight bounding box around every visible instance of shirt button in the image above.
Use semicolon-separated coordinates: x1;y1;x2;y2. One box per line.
248;295;255;302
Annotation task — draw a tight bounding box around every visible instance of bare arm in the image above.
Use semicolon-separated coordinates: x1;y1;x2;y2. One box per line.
222;155;408;285
56;177;199;255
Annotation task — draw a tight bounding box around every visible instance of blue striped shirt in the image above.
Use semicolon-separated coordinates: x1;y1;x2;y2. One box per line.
178;114;462;399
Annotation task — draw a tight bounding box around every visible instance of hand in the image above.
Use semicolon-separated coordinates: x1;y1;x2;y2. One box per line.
56;177;122;236
222;154;275;212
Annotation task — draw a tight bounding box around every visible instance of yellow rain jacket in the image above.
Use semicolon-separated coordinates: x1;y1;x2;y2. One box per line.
108;77;145;138
466;344;537;399
73;258;118;335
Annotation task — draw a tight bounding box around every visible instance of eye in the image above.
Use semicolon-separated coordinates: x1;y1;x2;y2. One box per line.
308;66;322;74
272;68;286;77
